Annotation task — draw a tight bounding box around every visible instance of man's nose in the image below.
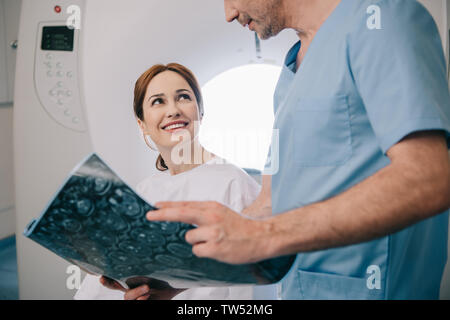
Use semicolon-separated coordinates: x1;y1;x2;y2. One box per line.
224;0;239;23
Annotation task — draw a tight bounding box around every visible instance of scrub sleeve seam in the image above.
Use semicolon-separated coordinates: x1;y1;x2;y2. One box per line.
378;117;450;154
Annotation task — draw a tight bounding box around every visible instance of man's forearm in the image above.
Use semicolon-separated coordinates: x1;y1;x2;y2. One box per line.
242;202;272;219
262;133;450;258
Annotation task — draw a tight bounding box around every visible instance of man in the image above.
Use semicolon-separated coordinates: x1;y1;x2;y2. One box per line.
141;0;450;299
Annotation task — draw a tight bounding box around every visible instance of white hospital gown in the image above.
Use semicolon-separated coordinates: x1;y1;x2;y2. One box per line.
74;157;262;300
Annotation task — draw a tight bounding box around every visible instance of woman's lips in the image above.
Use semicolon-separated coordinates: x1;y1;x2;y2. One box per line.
162;121;190;133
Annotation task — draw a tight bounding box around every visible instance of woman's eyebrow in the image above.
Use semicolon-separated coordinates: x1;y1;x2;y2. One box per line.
176;89;192;94
148;93;164;101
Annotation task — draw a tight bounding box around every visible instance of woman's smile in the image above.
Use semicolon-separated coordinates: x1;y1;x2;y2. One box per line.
161;120;190;133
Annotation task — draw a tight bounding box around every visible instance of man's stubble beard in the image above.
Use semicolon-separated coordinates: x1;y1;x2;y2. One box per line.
258;1;285;40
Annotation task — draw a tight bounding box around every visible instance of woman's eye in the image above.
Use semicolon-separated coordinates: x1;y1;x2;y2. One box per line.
178;94;191;101
152;98;163;106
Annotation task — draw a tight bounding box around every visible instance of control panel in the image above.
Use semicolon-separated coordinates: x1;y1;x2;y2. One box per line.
34;22;86;132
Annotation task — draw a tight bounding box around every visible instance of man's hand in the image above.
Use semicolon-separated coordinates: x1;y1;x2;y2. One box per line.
147;201;274;264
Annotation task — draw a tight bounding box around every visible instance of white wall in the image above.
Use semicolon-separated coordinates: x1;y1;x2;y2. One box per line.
0;104;15;239
0;0;9;102
0;0;20;239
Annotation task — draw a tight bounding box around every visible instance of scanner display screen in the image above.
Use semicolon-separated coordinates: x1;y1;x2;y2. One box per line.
41;26;74;51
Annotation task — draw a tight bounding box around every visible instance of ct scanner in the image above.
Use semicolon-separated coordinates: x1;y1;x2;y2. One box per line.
11;0;450;299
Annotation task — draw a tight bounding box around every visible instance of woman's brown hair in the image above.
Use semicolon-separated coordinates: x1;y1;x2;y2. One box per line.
133;63;204;171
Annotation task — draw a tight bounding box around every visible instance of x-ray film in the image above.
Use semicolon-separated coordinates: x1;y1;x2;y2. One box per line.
24;153;295;289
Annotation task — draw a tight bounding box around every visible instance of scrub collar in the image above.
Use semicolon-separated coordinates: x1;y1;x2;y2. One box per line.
284;40;301;73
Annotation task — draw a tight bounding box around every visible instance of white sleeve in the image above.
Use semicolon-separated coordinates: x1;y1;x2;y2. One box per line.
73;274;124;300
228;173;261;213
135;178;147;197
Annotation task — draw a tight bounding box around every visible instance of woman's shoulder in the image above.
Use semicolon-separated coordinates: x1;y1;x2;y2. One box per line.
201;157;257;180
135;157;261;195
135;170;169;194
201;158;261;212
199;157;261;192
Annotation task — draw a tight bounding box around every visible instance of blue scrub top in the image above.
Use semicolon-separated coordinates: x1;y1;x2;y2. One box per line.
268;0;450;299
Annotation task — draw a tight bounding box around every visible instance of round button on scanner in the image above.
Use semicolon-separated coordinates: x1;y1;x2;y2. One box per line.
47;71;53;77
72;117;79;124
49;89;57;96
66;90;72;97
66;71;73;78
57;99;64;106
45;53;53;60
56;81;64;88
64;109;72;116
56;62;63;69
56;71;64;77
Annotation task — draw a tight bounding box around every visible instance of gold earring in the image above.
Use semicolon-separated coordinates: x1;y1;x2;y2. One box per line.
142;132;157;151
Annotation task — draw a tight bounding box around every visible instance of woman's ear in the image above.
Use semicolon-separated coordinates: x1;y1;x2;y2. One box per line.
137;118;147;134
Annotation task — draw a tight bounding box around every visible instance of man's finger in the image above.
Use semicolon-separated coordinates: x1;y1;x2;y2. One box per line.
155;201;196;208
155;201;220;210
185;226;225;245
146;207;205;225
192;242;215;259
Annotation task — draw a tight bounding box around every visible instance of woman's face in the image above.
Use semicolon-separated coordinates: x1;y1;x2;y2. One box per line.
138;70;201;150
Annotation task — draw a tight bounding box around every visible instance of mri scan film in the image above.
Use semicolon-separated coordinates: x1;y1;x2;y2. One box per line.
24;153;295;288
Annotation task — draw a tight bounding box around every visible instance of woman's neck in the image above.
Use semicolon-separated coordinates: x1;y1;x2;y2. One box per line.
159;140;215;176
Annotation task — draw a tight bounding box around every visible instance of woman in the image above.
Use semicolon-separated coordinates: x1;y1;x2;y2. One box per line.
74;63;262;300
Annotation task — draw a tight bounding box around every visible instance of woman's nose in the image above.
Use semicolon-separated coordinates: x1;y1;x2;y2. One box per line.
167;111;181;118
224;0;239;23
166;102;181;118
